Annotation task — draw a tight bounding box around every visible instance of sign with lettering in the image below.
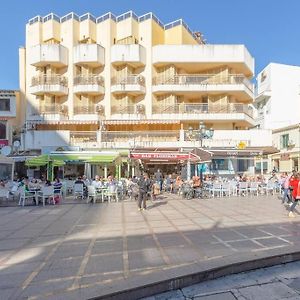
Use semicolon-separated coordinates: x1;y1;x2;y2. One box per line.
130;152;191;160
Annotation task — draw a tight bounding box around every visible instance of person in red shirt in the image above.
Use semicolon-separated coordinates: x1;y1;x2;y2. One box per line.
288;173;300;218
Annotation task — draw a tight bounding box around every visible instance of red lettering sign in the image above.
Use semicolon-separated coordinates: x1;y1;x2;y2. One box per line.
0;140;8;147
130;153;191;160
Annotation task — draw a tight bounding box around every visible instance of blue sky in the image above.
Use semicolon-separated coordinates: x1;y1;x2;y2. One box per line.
1;0;300;89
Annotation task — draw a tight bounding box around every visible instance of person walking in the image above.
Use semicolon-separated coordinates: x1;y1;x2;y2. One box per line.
137;173;150;211
288;173;300;218
281;172;291;204
154;169;163;192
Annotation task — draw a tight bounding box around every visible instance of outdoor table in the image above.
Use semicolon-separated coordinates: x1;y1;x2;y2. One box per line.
96;187;108;202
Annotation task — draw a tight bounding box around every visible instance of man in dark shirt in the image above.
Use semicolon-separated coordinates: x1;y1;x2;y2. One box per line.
137;173;150;210
154;169;163;191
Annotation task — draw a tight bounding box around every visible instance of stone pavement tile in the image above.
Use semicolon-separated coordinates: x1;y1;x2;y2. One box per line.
256;225;290;236
148;220;173;228
92;238;123;254
255;237;290;248
151;226;177;234
127;228;152;236
142;289;185;300
127;235;157;251
238;282;299;299
128;248;165;270
0;272;32;288
183;232;219;244
156;233;189;248
163;245;203;264
0;261;41;275
287;277;300;293
45;257;83;270
234;227;272;239
0;250;13;262
212;230;244;242
79;271;123;286
194;292;237;300
53;242;90;259
198;243;234;258
85;253;123;274
0;287;16;300
19;278;74;299
227;240;263;251
0;238;30;250
32;266;79;282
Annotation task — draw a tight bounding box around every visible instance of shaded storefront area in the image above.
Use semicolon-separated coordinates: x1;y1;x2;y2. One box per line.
130;148;212;180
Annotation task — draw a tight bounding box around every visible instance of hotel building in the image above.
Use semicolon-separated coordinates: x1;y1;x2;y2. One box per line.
19;11;272;177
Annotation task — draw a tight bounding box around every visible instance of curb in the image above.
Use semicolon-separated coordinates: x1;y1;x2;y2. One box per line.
88;248;300;300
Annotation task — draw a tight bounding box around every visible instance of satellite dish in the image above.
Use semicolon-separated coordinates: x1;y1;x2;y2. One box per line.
13;140;21;148
1;146;12;156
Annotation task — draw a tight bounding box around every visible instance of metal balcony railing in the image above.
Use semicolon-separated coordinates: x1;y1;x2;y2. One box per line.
111;75;145;86
101;131;180;143
31;74;68;87
73;75;104;86
32;104;68;116
152;103;254;118
70;131;97;145
74;105;97;114
111;105;136;114
152;74;253;92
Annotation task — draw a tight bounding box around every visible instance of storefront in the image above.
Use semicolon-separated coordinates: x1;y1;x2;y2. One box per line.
0;155;14;181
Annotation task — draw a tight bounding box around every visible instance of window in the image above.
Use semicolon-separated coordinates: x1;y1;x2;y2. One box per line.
0;98;10;111
0;122;6;139
280;134;289;149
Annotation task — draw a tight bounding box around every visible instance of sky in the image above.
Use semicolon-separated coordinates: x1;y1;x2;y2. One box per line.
1;0;300;89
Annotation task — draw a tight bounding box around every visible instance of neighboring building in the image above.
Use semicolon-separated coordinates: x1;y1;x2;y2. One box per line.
19;11;272;177
269;124;300;172
0;90;19;149
255;63;300;130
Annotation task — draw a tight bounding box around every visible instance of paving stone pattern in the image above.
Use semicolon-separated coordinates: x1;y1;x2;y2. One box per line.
0;194;300;299
144;261;300;299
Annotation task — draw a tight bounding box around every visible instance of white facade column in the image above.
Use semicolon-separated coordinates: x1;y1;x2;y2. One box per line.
187;158;191;181
104;164;108;179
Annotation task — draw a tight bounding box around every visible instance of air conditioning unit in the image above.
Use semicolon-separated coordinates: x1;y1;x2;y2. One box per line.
136;104;145;114
96;104;104;114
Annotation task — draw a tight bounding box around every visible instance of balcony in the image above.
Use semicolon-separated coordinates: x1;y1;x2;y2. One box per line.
152;74;254;100
111;44;146;67
101;131;180;148
30;104;68;121
29;44;68;67
73;104;104;120
111;104;145;119
30;75;68;96
152;45;254;76
73;44;105;67
152;103;254;124
70;131;98;148
73;75;105;95
111;75;146;95
99;129;272;149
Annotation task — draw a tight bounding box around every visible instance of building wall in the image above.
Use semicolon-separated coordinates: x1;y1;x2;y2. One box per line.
255;63;300;130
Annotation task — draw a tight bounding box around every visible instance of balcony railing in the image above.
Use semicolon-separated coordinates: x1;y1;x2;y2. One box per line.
32;104;68;116
73;104;104;115
31;74;68;87
73;75;104;86
70;131;98;145
152;103;253;118
111;75;145;86
101;131;180;143
111;104;145;114
153;74;253;92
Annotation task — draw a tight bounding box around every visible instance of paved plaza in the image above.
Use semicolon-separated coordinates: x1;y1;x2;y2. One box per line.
1;194;300;299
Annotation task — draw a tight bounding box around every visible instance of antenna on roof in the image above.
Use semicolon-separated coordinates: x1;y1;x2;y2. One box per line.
193;31;206;44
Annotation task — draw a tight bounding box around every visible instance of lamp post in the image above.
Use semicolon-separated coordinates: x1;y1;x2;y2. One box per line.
187;122;214;180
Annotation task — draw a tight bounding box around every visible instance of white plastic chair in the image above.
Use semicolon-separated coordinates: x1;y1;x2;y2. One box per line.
37;186;55;206
266;182;275;195
238;182;248;196
74;183;84;199
212;183;222;197
222;183;230;197
19;188;38;206
248;182;259;196
87;185;102;204
104;185;118;202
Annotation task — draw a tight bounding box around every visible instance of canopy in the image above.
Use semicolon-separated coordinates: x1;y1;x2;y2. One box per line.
25;155;65;167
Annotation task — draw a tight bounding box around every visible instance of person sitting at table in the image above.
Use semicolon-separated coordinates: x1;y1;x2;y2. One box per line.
75;176;87;198
92;175;102;188
82;175;90;187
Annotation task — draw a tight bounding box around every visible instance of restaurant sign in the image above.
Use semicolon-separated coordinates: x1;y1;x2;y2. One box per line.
130;152;191;160
0;140;8;147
